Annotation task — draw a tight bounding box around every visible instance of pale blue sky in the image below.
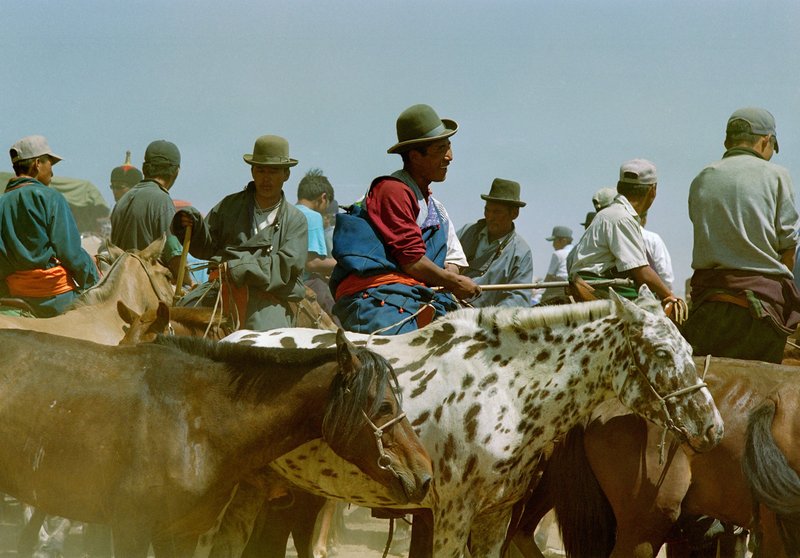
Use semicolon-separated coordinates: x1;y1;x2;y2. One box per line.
2;1;799;295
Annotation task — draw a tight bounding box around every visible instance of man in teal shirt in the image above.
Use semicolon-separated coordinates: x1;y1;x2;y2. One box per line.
0;135;98;316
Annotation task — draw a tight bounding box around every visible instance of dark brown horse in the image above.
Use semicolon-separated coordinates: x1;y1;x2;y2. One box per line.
510;356;800;558
0;329;432;558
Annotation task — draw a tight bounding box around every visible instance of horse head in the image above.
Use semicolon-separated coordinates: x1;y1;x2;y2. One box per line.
609;288;724;453
117;301;170;345
321;329;432;504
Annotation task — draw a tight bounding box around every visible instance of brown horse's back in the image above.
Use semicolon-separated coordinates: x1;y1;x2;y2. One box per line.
525;357;799;557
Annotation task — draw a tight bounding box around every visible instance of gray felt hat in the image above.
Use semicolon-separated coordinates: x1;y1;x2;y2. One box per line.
546;225;573;241
387;104;458;154
244;135;298;167
481;178;526;207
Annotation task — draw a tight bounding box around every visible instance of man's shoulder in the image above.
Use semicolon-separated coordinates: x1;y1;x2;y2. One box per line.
457;220;485;238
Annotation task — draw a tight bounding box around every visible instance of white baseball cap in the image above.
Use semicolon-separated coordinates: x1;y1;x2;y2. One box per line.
9;135;62;164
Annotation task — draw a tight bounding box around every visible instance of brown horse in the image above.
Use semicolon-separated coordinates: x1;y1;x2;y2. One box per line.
0;329;432;558
511;356;800;558
118;300;235;343
0;238;174;344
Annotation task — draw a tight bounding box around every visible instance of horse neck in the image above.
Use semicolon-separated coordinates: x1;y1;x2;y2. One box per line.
507;317;623;440
80;255;162;314
219;362;338;471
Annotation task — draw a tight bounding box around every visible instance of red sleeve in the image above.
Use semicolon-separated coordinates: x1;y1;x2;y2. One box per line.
366;179;427;265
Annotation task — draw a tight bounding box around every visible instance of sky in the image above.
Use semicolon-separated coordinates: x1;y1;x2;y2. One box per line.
2;0;799;296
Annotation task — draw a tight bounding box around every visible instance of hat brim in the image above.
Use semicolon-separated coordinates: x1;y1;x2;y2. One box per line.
480;194;526;207
387;119;458;154
243;155;298;167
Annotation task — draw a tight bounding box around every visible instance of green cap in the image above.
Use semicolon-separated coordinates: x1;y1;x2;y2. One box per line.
144;140;181;166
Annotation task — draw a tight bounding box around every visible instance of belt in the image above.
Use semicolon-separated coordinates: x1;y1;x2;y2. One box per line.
706;292;749;309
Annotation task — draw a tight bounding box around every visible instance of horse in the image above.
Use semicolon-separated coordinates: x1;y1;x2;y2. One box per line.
510;356;800;558
208;287;724;557
0;328;432;558
118;300;235;344
0;238;174;345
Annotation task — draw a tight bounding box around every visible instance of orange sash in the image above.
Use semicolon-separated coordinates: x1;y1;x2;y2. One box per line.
5;265;75;298
334;272;424;300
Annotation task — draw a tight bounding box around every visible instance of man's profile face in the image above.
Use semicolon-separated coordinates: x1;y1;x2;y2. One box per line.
413;139;452;184
35;156;54;186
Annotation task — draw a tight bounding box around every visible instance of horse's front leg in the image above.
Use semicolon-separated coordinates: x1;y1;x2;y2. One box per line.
431;505;474;558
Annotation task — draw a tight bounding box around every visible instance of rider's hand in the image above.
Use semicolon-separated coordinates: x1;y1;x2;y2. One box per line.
178;210;196;228
451;275;481;302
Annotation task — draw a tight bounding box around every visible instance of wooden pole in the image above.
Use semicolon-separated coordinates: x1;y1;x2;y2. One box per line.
173;223;192;302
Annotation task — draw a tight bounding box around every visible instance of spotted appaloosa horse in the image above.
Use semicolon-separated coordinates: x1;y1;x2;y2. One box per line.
213;287;723;557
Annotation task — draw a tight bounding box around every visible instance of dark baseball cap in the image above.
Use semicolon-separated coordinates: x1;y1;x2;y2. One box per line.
144;140;181;166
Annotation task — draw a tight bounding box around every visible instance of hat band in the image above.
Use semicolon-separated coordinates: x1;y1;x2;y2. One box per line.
252;155;291;164
420;123;446;138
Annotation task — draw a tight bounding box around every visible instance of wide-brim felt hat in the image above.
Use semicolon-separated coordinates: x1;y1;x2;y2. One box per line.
243;135;298;167
480;178;526;207
387;104;458;154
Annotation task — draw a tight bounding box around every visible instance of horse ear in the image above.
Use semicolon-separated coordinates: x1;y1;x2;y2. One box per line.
335;328;360;383
139;235;167;263
106;241;124;261
633;284;661;314
152;302;171;332
117;301;139;325
609;288;646;322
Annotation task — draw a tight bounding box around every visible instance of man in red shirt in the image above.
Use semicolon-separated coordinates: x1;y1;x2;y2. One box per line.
330;104;480;334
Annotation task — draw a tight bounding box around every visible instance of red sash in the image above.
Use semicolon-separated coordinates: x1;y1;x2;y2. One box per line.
334;272;424;301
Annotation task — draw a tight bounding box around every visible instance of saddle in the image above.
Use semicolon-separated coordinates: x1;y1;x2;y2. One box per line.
0;298;38;317
566;275;600;302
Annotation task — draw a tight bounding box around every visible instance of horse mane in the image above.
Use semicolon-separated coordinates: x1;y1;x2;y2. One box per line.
155;335;339;396
67;252;128;309
322;347;401;448
156;335;401;446
445;299;614;331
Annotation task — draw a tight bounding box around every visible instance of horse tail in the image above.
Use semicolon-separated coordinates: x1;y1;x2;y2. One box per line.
743;399;800;557
550;424;616;558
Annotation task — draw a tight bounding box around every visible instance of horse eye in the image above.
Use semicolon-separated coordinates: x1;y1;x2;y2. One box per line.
378;402;394;416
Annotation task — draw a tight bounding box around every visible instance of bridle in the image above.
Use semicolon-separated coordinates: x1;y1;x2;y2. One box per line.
621;328;710;463
361;409;408;476
126;252;173;304
89;251;172;304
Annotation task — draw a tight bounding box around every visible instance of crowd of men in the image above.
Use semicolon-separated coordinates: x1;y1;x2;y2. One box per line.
0;104;797;363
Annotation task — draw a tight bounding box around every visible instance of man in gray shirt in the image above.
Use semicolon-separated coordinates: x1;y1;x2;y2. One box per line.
568;159;679;307
457;178;532;307
683;107;800;363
